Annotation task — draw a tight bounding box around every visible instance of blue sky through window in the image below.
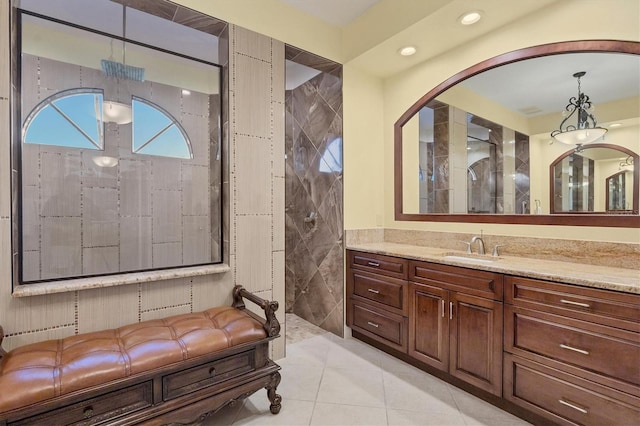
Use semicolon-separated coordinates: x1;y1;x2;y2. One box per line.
132;97;192;159
24;90;104;150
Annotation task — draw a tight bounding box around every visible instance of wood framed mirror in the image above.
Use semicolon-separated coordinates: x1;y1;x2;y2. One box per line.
394;40;640;227
549;144;638;214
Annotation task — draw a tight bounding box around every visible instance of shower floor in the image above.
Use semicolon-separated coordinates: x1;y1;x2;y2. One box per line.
285;313;328;344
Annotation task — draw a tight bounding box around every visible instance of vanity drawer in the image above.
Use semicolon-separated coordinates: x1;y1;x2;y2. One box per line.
505;276;640;332
505;306;640;386
505;353;640;426
162;350;256;400
410;260;503;300
350;301;407;352
351;270;407;313
11;382;152;426
348;251;408;280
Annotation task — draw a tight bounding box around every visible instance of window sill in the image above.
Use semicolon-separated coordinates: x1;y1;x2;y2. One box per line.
12;264;231;297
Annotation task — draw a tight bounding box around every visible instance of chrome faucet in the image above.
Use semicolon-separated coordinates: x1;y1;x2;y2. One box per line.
469;236;486;255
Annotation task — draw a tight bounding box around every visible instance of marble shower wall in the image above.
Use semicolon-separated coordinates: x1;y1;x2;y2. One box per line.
284;46;344;337
515;132;531;214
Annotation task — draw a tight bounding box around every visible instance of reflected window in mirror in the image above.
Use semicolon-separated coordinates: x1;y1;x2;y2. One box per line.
11;0;226;284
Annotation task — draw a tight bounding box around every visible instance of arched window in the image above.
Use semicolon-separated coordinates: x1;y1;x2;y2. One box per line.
23;88;104;150
132;96;192;159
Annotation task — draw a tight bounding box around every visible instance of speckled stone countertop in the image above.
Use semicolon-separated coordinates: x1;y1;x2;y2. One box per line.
347;242;640;295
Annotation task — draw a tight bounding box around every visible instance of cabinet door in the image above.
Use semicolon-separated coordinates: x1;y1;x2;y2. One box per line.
450;292;503;396
409;282;449;371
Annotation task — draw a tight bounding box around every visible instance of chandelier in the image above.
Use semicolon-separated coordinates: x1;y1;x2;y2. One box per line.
551;71;607;147
619;156;634;171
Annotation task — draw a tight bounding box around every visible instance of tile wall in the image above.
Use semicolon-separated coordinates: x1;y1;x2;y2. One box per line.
0;3;286;360
284;46;344;337
229;25;286;358
20;54;218;281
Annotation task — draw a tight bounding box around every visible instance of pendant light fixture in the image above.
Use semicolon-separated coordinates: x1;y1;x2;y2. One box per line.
619;156;634;172
101;5;145;125
550;71;607;147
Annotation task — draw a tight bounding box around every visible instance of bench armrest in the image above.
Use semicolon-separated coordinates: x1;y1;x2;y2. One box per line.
232;285;281;338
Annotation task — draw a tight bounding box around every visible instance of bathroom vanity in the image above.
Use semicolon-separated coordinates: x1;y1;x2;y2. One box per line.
346;246;640;425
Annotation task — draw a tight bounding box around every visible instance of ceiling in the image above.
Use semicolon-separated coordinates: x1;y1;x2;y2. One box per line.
278;0;638;126
277;0;382;26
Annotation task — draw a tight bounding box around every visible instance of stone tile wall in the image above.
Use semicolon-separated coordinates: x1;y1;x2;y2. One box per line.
284;46;343;337
20;54;218;281
0;2;286;361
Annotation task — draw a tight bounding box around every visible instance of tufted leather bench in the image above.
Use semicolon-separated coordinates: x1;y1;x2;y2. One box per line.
0;285;281;425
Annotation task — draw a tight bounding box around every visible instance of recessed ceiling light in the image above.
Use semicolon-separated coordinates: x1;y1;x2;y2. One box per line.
459;10;483;25
182;89;191;96
398;46;417;56
609;123;622;127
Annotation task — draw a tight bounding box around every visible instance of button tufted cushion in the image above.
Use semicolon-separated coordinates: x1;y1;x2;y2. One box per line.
0;306;267;414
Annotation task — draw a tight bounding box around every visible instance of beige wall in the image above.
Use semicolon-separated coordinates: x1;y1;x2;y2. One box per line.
0;6;285;360
173;0;342;63
343;64;385;229
381;0;640;242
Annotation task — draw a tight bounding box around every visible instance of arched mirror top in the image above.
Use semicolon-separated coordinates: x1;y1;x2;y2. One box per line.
394;40;640;227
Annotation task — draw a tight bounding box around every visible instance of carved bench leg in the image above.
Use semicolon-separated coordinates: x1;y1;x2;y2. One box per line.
266;371;282;414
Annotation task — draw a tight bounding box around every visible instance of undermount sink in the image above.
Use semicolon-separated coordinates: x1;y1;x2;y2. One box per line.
442;255;497;264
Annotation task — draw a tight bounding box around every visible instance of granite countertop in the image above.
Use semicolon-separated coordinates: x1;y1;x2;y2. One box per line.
347;242;640;294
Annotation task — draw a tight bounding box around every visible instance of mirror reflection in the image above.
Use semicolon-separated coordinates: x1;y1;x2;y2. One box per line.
551;146;636;213
400;48;640;219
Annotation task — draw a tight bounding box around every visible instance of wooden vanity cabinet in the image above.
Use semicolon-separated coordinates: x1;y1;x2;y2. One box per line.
346;251;409;352
504;275;640;425
347;250;640;425
409;261;504;396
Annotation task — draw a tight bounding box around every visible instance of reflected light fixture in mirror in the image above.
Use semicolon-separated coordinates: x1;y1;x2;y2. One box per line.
92;156;119;168
103;100;132;124
550;71;607;147
620;156;634;172
394;40;640;227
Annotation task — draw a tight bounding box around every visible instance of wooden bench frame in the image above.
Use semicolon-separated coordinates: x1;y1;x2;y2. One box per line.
0;285;282;425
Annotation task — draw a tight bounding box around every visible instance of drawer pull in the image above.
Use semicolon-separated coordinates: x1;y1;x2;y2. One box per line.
560;344;589;355
441;299;445;318
367;288;380;294
367;321;379;328
449;302;453;320
558;399;588;414
83;406;94;419
367;261;380;267
560;299;590;308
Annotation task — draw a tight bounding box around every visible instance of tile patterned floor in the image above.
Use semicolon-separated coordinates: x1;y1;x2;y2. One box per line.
208;315;532;426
